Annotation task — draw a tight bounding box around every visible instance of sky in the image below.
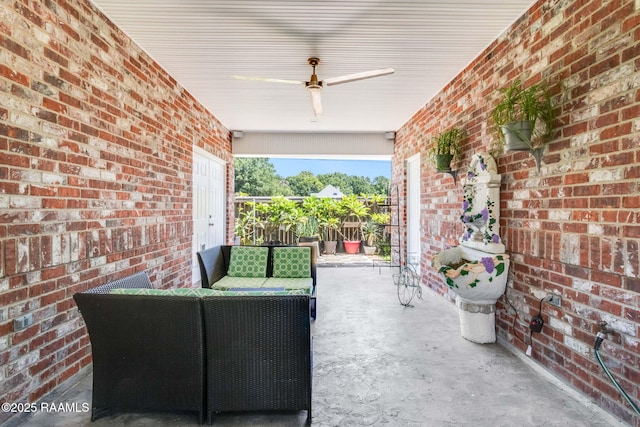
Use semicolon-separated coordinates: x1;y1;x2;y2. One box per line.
269;158;391;179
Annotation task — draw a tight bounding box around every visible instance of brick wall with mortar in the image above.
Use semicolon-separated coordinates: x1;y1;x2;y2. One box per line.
0;0;233;421
394;0;640;424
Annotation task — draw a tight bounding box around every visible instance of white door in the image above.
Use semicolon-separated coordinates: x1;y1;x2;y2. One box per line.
406;154;421;273
192;147;226;284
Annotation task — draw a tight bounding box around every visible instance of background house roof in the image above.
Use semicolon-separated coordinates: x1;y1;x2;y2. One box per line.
91;0;536;134
312;185;345;198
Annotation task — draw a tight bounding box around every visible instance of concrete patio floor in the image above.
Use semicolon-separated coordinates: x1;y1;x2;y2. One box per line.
4;261;624;426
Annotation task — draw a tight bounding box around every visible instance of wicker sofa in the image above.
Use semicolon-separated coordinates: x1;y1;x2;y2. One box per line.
74;272;312;424
197;245;317;319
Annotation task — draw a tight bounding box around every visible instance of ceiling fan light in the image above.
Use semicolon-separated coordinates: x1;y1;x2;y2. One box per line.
306;85;323;117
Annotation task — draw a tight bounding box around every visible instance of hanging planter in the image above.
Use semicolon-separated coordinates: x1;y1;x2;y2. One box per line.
501;120;532;151
490;79;556;170
434;153;454;171
428;127;465;184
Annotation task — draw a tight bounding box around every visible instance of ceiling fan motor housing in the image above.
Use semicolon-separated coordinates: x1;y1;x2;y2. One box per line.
306;57;322;88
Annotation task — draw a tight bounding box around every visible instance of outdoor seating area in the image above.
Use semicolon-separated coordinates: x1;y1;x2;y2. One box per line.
3;2;640;425
8;266;621;427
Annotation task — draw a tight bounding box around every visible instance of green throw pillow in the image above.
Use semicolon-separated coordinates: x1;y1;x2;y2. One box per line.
272;247;311;278
227;246;269;278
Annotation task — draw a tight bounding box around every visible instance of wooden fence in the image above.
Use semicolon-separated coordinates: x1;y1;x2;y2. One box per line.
233;196;389;247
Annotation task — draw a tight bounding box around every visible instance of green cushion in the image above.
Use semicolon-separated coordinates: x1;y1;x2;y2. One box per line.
109;287;306;297
165;288;222;297
227;246;269;277
208;289;307;296
265;277;313;294
110;288;169;296
110;287;220;297
272;247;311;278
211;276;268;290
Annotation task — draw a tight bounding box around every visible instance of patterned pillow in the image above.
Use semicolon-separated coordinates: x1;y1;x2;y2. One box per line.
227;246;269;277
272;247;311;278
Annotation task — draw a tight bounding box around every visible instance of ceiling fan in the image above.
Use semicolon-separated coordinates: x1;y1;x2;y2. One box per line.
231;58;394;117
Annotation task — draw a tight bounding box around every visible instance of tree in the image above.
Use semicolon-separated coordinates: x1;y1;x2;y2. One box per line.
348;175;373;196
317;172;354;194
234;158;292;196
317;172;384;195
285;171;325;196
372;176;391;195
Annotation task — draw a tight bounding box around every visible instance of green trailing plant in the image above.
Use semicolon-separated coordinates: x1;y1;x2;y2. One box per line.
490;79;555;151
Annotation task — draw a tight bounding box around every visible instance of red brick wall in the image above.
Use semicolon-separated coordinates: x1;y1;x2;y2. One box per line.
0;0;233;420
394;0;640;424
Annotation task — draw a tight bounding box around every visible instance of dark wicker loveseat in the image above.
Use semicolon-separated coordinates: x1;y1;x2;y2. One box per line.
197;245;317;319
74;271;312;425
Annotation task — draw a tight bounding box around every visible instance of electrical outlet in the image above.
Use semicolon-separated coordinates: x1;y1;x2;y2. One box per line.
547;294;561;307
13;313;33;331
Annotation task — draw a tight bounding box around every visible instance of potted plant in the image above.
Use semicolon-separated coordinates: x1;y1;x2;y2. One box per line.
294;197;321;242
428;127;465;171
490;79;555;152
337;195;370;254
361;221;379;255
317;197;341;255
294;216;319;242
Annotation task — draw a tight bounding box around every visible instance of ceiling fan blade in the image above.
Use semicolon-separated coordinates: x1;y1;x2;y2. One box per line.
307;86;323;117
323;68;394;86
231;75;304;85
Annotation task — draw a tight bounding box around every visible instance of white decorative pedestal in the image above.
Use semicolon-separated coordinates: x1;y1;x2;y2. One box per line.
432;153;510;344
456;296;498;344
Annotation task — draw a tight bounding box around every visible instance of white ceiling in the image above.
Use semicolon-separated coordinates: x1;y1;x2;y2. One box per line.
91;0;535;133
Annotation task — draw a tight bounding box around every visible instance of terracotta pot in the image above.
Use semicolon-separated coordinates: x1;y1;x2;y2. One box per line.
343;240;361;254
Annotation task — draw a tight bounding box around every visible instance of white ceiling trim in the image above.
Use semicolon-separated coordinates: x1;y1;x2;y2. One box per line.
232;132;394;159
